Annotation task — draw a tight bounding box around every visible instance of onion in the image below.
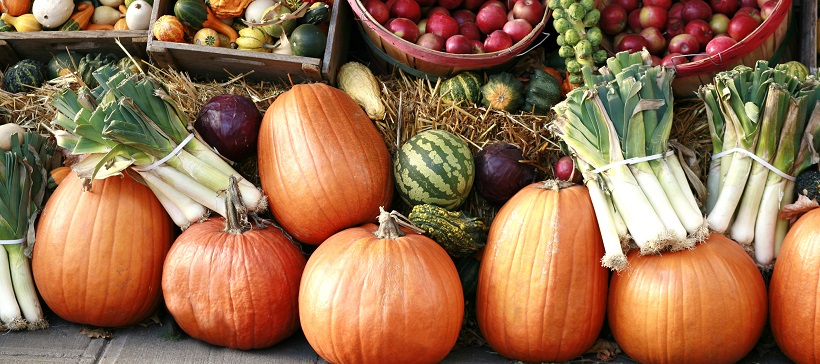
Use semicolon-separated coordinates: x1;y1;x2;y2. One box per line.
475;143;537;204
194;94;262;161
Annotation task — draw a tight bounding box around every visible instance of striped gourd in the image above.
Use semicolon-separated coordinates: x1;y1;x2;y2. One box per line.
2;59;45;94
440;72;482;105
394;130;474;210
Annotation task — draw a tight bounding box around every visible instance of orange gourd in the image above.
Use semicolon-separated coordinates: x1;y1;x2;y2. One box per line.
162;180;306;350
32;172;174;327
114;18;128;30
299;208;463;364
257;83;393;245
769;208;820;364
476;180;608;362
84;23;115;30
48;166;71;186
608;233;767;364
59;3;94;31
209;0;252;18
0;0;31;16
153;15;186;43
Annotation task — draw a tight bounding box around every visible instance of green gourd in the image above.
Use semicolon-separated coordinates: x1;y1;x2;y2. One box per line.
408;204;488;257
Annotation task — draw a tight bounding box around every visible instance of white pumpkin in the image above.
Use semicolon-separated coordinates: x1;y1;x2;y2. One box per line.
31;0;74;28
244;0;276;23
125;0;152;30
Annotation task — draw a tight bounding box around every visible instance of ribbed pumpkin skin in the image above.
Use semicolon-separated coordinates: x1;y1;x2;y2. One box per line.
162;218;306;350
476;182;608;362
299;224;464;364
609;234;767;364
770;208;820;364
257;83;393;245
32;172;173;327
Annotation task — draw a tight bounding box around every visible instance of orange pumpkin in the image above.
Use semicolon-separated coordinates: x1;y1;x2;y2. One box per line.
162;180;306;350
1;0;31;16
608;233;767;364
770;208;820;363
476;180;608;362
152;15;186;43
257;83;393;245
32;172;174;327
299;209;463;364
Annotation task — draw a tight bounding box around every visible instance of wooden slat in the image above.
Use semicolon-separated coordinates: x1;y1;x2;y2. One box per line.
801;0;817;74
0;31;149;69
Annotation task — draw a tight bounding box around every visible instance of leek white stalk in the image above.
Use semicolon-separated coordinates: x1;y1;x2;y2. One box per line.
755;180;783;265
666;153;702;214
0;247;24;330
138;170;207;228
630;165;686;243
151;165;227;217
774;180;796;257
6;245;46;329
578;160;626;271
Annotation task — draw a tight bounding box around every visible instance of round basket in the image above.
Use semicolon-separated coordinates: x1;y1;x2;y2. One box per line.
348;0;553;78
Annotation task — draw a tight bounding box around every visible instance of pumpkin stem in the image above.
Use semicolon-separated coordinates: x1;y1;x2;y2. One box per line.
539;179;574;191
375;207;405;239
222;176;252;234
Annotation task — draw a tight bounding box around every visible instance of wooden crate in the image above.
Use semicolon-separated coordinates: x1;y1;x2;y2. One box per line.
0;30;149;70
147;0;350;84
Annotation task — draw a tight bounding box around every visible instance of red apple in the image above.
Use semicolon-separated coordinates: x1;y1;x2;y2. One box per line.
418;18;428;33
416;32;445;50
446;34;473;53
462;0;484;11
728;14;758;40
553;156;582;183
470;39;485;53
692;54;711;61
681;0;712;22
651;55;662;65
644;0;672;9
709;13;730;34
426;13;459;40
438;0;464;9
628;9;642;32
640;27;667;55
666;17;686;39
640;5;668;30
365;0;390;25
476;4;508;34
452;9;476;24
617;34;649;53
502;18;533;43
507;9;516;21
668;33;700;54
612;0;639;12
484;29;513;52
760;0;777;20
660;52;688;67
388;17;422;42
426;6;451;18
756;0;769;8
735;7;762;23
386;0;397;10
739;0;758;8
684;19;713;49
613;32;628;50
512;0;545;26
390;0;422;22
480;0;506;10
459;21;482;40
668;2;684;18
600;4;628;35
705;34;737;55
710;0;739;15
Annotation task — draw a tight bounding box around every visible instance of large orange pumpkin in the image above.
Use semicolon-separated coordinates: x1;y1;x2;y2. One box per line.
32;172;173;327
257;83;393;245
299;208;463;364
162;180;307;350
475;180;608;362
608;233;767;364
770;208;820;363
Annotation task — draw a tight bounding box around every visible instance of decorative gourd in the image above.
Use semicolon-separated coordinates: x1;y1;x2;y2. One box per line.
59;3;94;31
2;59;45;94
0;18;12;31
408;203;488;257
299;2;329;25
208;0;251;18
289;23;325;58
609;233;767;364
476;180;608;362
113;17;128;29
31;0;73;28
299;208;464;364
32;171;174;327
0;13;41;32
522;69;562;115
259;3;295;38
257;83;394;245
455;256;480;300
152;15;186;43
393;129;474;210
90;4;123;25
174;0;238;43
46;51;76;80
85;22;115;30
481;72;524;112
440;71;482;105
769;208;820;364
0;0;31;16
235;26;273;51
124;0;151;30
243;0;275;23
337;61;385;120
193;27;221;47
162;179;306;350
47;166;71;189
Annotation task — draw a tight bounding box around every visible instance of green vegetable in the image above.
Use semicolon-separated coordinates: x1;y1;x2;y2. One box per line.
440;72;483;106
481;72;524;112
2;60;45;94
550;0;603;86
523;69;562;115
795;168;820;200
408;204;488;257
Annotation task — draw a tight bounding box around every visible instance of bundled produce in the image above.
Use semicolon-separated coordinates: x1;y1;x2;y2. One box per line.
0;130;59;331
550;49;706;271
549;0;606;85
699;60;820;266
48;64;265;229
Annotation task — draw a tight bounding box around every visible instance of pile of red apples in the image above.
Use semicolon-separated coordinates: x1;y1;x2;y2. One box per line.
364;0;546;54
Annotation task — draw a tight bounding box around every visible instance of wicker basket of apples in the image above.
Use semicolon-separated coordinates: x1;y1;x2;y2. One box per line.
598;0;791;97
349;0;551;77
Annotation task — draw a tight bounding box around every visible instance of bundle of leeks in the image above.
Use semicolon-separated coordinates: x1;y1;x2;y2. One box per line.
550;49;706;271
48;65;265;229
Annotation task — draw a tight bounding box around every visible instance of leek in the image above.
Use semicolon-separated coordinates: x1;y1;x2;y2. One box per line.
577;159;627;271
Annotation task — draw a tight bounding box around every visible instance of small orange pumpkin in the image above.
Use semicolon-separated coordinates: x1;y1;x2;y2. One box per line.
152;15;186;43
0;0;31;16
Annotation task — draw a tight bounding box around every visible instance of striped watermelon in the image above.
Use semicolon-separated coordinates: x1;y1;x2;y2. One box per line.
440;72;482;105
394;130;474;210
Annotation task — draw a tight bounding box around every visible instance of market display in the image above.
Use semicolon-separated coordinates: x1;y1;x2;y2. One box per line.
0;0;819;361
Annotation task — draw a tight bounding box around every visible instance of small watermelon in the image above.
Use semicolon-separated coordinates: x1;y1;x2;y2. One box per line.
394;130;475;210
440;72;482;105
2;59;46;94
775;61;809;83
